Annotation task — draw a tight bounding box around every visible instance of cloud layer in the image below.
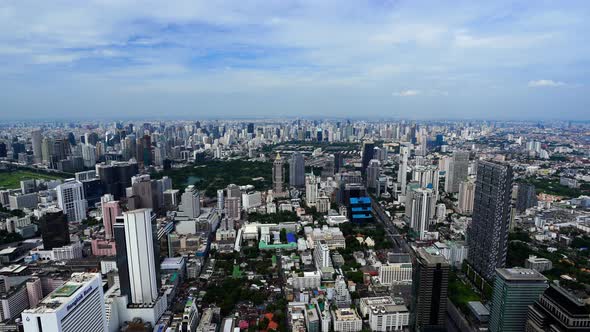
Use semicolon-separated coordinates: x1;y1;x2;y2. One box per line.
0;0;588;120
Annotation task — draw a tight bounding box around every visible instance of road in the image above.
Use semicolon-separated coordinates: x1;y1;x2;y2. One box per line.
371;198;413;255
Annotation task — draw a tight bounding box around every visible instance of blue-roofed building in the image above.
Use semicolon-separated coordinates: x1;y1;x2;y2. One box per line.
342;183;372;223
286;233;296;243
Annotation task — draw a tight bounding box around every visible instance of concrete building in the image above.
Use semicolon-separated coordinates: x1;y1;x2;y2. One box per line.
332;308;362;332
458;180;475;215
273;153;285;194
21;273;107;332
56;179;87;223
524;256;553;273
379;262;413;285
467;161;513;281
445;151;469;193
359;297;410;332
414;247;449;331
526;282;590;331
489;268;548;332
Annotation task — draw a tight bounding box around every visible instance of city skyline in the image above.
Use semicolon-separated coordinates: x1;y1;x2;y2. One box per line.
1;1;589;120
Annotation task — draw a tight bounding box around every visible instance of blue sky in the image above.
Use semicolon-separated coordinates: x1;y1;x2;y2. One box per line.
0;0;588;120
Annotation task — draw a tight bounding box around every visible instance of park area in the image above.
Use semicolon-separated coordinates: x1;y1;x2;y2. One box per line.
0;170;66;189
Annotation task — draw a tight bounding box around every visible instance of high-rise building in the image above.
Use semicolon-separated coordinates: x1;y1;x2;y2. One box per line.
31;129;42;163
305;174;319;207
118;209;160;304
489;268;548;332
56;179;88;223
516;183;538;212
101;194;121;240
289;152;305;188
458;180;475;215
41;137;54;164
272;153;285;194
81;143;96;168
96;161;139;200
407;188;434;240
467;161;513;281
314;241;331;270
445;151;469;193
413;247;449;331
361;140;375;170
399;145;409;196
21;273;107;332
217;189;224;212
225;197;241;220
0;142;6;158
526;282;590;331
180;185;200;218
366;159;380;190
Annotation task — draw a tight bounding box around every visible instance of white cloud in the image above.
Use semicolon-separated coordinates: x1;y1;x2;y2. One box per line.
393;89;421;97
528;79;565;87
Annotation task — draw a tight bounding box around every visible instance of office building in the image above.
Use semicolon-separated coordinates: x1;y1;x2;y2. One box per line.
467;161;513;281
379;262;413;285
332;308;362;332
31;129;42;163
0;282;29;321
39;208;70;250
458;180;475;214
81;143;97;168
180;185;201;218
413;247;449;331
121;209;159;304
524;256;553;273
101;195;121;240
445;151;469;193
289;152;305;188
359;297;410;332
56;179;87;223
407;187;434;240
306;174;319;207
516;183;538;212
21;273;107;332
272;153;285;194
96;161;139;199
398;145;409;195
366;159;380;190
314;241;331;270
225;196;241;220
361;140;375;170
489;268;548;332
526;282;590;331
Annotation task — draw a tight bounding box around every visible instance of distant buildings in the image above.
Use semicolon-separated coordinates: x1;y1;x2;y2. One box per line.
467;161;513;281
445;151;469;193
516;183;538;212
458;180;475;215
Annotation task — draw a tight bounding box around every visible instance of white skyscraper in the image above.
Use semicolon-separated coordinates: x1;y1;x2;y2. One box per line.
81;143;96;168
124;209;158;304
399;145;409;196
217;189;224;212
314;241;331;270
181;185;200;218
21;273;107;332
408;188;433;240
56;179;87;223
305;174;319;207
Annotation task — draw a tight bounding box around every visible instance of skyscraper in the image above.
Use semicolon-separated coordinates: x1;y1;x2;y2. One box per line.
289;152;305;188
96;161;139;199
56;179;88;223
413;247;449;331
101;194;121;240
366;159;380;190
445;151;469;193
489;268;548;332
31;129;42;163
467;160;513;281
272;153;284;194
305;174;319;207
361;140;375;170
399;145;409;196
39;208;70;250
41;137;54;164
407;188;434;240
180;185;201;218
516;183;538;212
458;180;475;215
120;209;159;304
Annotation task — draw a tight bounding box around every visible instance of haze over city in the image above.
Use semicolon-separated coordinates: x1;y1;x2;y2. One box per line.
1;1;589;120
